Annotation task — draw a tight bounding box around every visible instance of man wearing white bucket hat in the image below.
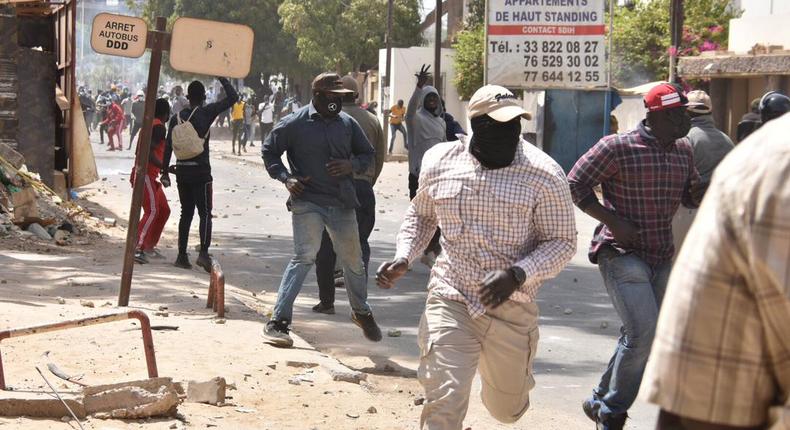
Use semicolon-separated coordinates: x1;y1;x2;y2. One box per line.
377;85;577;429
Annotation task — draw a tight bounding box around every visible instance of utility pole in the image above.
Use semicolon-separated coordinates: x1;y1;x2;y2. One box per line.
118;17;168;306
434;0;442;94
382;0;394;152
668;0;684;83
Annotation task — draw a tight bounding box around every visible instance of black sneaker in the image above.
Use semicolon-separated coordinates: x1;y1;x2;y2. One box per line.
195;252;212;273
582;398;598;422
262;319;293;348
174;253;192;270
312;302;335;315
351;312;382;342
598;413;627;430
134;250;148;264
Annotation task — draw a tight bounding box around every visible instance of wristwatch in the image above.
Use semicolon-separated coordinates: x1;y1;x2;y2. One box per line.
508;266;527;285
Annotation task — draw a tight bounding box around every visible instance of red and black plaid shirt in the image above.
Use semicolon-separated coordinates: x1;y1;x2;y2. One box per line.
568;121;701;265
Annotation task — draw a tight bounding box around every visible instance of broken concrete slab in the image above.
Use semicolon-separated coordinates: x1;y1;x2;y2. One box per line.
0;390;86;418
82;377;179;419
10;187;37;222
26;222;51;240
0;142;25;169
186;377;226;405
285;360;319;369
322;363;367;384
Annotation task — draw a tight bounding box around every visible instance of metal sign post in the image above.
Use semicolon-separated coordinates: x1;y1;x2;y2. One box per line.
119;17;169;307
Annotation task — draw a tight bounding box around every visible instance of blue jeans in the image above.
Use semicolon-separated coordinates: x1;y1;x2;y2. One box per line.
315;180;376;306
272;200;372;323
591;247;671;419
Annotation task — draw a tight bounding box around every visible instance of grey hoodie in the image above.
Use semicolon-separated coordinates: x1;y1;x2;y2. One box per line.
687;114;734;185
405;85;446;176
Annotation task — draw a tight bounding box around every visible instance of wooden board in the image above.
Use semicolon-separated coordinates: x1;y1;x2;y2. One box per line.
169;17;253;79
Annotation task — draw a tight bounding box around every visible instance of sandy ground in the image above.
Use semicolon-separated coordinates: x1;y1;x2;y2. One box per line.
0;128;660;429
0;140;426;430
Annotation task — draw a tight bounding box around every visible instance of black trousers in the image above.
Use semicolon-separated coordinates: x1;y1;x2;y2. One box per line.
260;122;273;145
408;173;441;256
129;121;143;148
315;180;375;306
176;178;213;255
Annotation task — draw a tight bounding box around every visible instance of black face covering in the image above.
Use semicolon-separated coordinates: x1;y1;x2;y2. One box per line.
648;107;691;144
314;92;342;118
470;115;522;169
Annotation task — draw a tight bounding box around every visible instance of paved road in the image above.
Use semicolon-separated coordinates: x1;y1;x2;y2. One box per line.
87;133;658;429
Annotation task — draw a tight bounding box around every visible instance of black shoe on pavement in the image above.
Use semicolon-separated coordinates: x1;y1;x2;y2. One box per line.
195;252;212;273
597;413;627;430
352;312;382;342
134;250;148;264
174;253;192;270
262;319;293;348
312;302;336;315
582;398;598;422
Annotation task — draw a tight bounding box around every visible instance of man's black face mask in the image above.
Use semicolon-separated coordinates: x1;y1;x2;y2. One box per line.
470;115;521;169
648;107;691;143
314;91;342;118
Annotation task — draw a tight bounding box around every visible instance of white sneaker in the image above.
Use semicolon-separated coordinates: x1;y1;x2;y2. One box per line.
144;248;166;260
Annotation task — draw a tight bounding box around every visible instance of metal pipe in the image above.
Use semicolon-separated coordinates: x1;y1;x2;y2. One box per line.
0;311;158;390
206;259;225;318
381;0;394;151
434;0;442;94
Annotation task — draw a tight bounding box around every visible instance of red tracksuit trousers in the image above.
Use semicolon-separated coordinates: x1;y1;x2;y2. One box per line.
137;174;170;251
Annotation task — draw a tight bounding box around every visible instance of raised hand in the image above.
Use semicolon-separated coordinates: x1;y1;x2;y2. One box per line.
415;64;432;88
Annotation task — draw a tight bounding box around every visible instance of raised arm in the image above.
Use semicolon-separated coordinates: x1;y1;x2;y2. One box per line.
202;78;239;118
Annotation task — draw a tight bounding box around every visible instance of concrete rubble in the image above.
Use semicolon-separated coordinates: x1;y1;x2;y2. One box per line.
185;377;226;405
0;377;180;419
83;377;180;419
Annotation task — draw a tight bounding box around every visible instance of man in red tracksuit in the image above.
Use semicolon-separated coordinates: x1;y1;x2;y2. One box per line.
103;98;125;151
132;99;172;264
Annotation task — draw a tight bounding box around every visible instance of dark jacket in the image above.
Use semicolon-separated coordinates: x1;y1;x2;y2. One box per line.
262;103;375;209
163;78;238;182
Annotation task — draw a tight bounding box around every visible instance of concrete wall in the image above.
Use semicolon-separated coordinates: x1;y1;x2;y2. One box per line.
377;47;466;155
729;0;790;53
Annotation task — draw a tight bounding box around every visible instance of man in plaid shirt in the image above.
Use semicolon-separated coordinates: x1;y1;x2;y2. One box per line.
568;83;706;430
377;85;576;429
641;112;790;430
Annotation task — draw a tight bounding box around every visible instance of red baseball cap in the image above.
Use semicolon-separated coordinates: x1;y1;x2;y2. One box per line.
644;83;690;112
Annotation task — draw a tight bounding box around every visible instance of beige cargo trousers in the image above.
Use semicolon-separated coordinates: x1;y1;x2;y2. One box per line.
418;292;540;429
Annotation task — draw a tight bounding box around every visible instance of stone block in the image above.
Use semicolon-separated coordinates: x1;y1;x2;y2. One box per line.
82;377;179;419
0;391;86;418
186;377;226;405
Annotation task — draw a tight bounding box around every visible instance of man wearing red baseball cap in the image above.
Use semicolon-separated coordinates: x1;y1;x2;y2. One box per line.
567;82;706;430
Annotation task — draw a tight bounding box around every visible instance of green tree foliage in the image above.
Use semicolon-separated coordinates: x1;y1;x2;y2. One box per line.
452;0;484;100
611;0;740;87
278;0;423;72
453;25;484;100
